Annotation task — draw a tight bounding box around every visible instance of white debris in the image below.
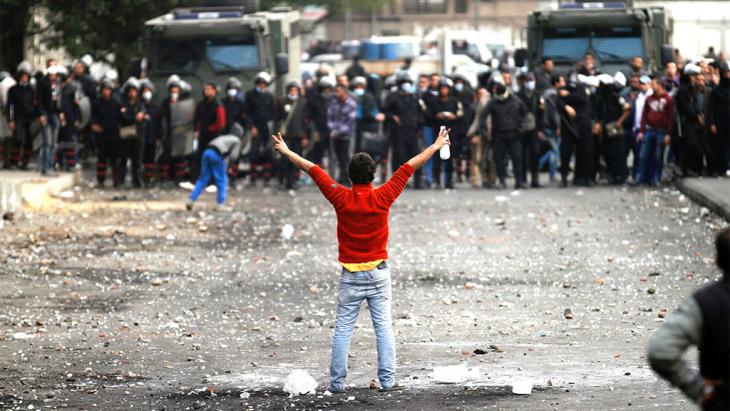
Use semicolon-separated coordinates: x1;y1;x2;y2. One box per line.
700;207;710;218
56;190;74;199
575;190;584;196
431;365;481;384
448;229;459;238
512;379;533;395
495;196;509;203
239;392;250;399
205;185;218;193
283;369;317;396
281;224;294;240
12;332;35;340
178;181;195;191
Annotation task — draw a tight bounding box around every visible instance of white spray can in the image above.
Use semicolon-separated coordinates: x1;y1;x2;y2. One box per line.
439;125;450;160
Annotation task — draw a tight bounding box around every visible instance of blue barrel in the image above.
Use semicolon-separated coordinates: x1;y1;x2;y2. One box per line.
360;41;379;61
380;43;399;61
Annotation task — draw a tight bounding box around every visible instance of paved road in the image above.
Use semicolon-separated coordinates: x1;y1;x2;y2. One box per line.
0;182;725;410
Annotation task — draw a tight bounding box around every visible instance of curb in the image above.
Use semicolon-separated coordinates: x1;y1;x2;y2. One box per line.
675;178;730;222
0;171;79;214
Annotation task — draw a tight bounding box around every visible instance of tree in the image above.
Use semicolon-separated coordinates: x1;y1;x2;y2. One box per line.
39;0;198;77
0;0;40;71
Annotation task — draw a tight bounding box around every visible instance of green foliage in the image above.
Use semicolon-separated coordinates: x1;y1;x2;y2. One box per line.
39;0;197;75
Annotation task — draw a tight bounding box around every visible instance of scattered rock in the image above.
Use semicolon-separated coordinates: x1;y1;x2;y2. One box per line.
647;288;656;295
151;278;163;286
564;309;574;320
2;212;15;221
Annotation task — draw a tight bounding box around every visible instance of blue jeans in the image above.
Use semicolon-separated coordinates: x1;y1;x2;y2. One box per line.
330;264;395;392
189;148;227;204
422;127;434;185
538;128;559;179
636;128;666;185
40;114;60;174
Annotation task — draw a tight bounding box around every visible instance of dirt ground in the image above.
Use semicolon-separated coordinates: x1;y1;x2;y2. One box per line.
0;181;724;410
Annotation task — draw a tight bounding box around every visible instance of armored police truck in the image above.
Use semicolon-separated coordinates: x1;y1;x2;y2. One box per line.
524;1;672;74
144;6;300;159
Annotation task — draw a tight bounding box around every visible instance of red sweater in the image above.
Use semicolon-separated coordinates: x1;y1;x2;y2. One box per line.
640;92;674;135
309;163;414;263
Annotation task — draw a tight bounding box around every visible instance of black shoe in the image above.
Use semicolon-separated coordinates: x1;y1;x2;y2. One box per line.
515;182;528;189
498;182;507;190
531;182;542;188
560;177;568;188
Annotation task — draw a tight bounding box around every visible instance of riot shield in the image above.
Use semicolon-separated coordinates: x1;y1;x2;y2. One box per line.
170;97;195;157
78;95;92;129
0;77;16;139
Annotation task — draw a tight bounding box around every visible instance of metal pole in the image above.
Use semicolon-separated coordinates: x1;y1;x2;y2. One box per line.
345;5;352;41
474;0;479;30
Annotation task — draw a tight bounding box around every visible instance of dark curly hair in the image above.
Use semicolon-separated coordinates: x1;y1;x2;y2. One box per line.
347;152;376;185
718;227;729;277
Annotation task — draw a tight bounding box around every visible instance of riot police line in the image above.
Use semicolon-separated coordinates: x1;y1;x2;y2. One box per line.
1;53;728;190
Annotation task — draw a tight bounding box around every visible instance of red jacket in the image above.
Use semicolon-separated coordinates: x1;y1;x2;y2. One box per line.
640;92;674;135
309;164;414;263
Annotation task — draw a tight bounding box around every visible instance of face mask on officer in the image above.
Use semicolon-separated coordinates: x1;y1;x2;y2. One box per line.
142;90;153;101
454;83;464;92
227;88;238;98
525;81;536;91
401;82;413;93
256;83;266;93
322;90;333;99
170;92;179;102
354;87;365;96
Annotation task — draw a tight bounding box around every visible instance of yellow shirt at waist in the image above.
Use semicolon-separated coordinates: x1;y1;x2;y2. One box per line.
340;259;384;272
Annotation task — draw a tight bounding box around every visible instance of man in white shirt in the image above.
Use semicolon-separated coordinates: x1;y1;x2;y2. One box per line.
632;75;653;182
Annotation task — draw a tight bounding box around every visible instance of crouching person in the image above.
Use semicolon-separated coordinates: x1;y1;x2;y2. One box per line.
647;226;729;410
186;124;242;211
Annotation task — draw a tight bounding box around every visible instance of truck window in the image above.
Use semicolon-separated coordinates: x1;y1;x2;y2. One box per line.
206;36;260;72
592;27;643;62
154;39;204;73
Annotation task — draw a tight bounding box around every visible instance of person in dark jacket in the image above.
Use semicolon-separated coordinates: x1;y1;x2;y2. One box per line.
676;64;708;177
648;226;729;411
352;76;384;160
37;61;63;175
345;56;367;80
557;77;595;186
245;72;276;186
428;78;461;189
118;78;145;187
57;68;81;171
307;78;334;169
594;75;631;184
707;64;730;177
91;79;121;186
193;82;226;180
516;73;544;188
276;81;309;189
4;62;37;169
384;73;424;188
327;84;357;184
452;74;473;184
139;79;161;186
222;77;245;135
479;83;527;189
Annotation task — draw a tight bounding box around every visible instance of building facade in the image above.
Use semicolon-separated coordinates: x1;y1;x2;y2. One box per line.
324;0;539;47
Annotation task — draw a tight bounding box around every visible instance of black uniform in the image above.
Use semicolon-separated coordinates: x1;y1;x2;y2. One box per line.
306;89;332;167
245;87;276;183
276;95;309;189
57;81;81;169
118;98;145;186
706;78;730;176
516;89;544;187
479;94;527;187
427;94;461;188
594;84;629;184
4;80;37;168
222;95;245;135
676;83;708;176
354;91;380;156
91;96;121;185
384;90;423;187
557;84;595;185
